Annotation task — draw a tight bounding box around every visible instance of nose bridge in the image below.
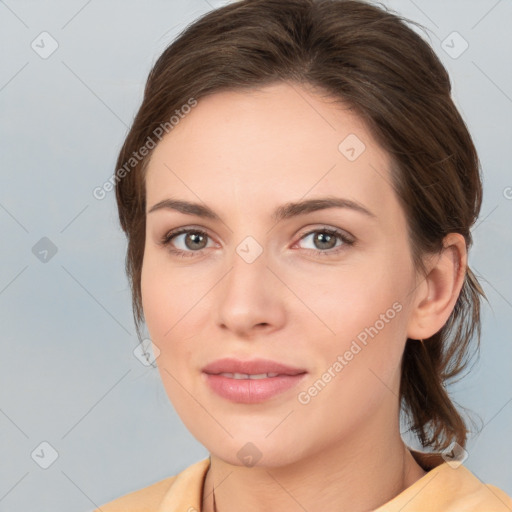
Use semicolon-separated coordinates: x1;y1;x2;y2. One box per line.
225;213;269;276
224;232;270;298
214;229;284;334
234;233;266;266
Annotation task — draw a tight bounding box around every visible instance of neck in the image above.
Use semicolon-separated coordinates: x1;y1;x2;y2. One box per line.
202;419;427;512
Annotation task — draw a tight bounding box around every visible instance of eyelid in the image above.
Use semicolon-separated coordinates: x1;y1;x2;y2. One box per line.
296;225;355;244
160;225;216;246
160;224;353;244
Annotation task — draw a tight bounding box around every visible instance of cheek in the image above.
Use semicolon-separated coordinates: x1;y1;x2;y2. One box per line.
141;258;167;339
293;291;410;443
140;250;205;340
140;262;196;413
292;250;413;397
140;252;212;396
288;248;411;338
141;253;185;380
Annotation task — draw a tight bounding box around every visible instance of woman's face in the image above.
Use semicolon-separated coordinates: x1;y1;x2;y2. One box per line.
141;82;421;467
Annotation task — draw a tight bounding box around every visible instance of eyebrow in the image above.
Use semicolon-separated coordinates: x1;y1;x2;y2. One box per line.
148;196;376;223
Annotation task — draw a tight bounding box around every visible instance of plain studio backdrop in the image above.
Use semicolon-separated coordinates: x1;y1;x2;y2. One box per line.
0;0;511;510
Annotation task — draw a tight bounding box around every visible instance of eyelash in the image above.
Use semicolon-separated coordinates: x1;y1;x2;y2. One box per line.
159;227;355;259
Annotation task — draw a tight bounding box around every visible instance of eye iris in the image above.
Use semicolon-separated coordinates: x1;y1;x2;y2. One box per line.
185;232;207;250
315;232;337;250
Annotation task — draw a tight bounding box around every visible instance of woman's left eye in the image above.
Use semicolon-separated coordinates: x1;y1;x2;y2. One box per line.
160;227;355;258
295;228;355;256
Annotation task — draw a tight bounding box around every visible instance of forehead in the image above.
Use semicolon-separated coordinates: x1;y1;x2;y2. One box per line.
144;82;399;222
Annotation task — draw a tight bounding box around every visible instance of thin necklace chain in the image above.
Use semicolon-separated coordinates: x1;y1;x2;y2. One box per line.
207;460;217;512
212;484;217;512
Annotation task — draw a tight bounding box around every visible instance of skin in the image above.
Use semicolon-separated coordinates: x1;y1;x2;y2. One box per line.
141;81;467;512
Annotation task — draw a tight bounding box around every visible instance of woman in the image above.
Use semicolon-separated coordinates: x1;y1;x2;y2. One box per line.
96;0;512;510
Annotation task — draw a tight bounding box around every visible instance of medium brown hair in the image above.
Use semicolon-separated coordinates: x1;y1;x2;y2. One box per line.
115;0;485;451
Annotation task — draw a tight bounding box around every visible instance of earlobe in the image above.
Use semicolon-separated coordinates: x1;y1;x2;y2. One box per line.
407;233;467;340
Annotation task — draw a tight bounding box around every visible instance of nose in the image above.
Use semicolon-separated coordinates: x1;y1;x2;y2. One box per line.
214;243;286;339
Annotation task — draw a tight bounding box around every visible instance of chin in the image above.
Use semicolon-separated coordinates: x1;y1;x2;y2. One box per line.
204;433;310;469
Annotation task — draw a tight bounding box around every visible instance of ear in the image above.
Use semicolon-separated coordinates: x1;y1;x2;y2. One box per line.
407;233;467;340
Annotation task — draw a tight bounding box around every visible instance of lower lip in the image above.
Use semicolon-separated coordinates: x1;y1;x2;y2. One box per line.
203;373;307;403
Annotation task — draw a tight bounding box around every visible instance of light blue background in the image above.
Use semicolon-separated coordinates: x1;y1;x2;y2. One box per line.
1;0;511;510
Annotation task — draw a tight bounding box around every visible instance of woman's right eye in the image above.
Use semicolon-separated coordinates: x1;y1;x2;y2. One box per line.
160;228;214;258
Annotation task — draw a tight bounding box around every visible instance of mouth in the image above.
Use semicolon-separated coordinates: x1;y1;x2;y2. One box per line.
202;358;307;403
202;357;306;376
216;372;281;379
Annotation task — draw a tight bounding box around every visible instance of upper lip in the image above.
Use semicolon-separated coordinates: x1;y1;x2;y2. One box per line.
202;358;307;376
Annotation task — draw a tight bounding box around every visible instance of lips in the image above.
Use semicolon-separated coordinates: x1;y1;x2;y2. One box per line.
202;358;307;404
202;358;306;376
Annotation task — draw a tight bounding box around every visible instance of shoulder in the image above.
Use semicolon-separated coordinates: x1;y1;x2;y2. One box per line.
447;473;512;511
475;483;512;511
377;451;512;512
93;475;178;512
93;457;211;512
416;464;512;511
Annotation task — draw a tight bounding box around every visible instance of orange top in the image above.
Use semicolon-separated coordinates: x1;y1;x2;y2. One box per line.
95;451;512;511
